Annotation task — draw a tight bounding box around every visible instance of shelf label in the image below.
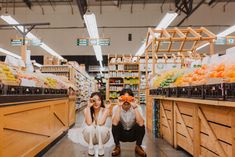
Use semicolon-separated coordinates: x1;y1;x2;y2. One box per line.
77;38;111;46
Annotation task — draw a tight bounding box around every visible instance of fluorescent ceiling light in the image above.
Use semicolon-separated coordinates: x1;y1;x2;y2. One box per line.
100;70;103;76
84;13;103;61
99;60;103;68
34;62;42;67
1;15;63;60
217;25;235;37
0;48;21;59
196;43;210;51
135;12;178;56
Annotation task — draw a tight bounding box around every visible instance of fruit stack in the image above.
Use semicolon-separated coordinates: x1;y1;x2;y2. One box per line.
178;65;208;86
0;63;20;86
44;77;58;89
208;63;225;79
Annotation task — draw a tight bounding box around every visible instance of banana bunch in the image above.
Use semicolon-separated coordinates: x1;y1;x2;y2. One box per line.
44;77;58;88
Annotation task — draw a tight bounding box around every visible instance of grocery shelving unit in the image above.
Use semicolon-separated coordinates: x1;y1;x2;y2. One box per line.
41;64;96;110
107;54;140;106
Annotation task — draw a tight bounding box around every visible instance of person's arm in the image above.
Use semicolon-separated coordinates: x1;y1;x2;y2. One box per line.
98;102;111;126
131;100;144;126
84;100;94;126
112;98;123;125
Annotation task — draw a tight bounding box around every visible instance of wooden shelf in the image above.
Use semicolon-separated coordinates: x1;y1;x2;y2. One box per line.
109;83;124;85
109;70;139;72
109;76;139;79
109;62;140;65
109;77;124;79
107;55;141;104
124;83;139;85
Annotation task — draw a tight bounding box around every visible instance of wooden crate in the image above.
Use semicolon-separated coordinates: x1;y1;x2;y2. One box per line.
155;97;235;157
160;100;174;145
0;98;69;157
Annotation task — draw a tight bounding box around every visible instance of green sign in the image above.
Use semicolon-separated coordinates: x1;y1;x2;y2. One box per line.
77;38;110;46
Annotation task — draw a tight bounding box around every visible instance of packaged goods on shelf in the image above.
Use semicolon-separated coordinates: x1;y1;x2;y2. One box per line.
109;65;116;71
124;78;139;84
107;55;140;104
118;65;124;70
41;64;96;110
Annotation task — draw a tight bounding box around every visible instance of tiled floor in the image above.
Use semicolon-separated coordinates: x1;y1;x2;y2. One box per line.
43;106;191;157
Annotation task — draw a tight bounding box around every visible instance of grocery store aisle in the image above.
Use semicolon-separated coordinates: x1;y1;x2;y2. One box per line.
43;105;190;157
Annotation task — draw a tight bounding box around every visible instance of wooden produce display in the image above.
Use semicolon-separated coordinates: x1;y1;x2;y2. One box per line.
144;27;235;157
0;96;71;157
107;55;141;106
148;96;235;157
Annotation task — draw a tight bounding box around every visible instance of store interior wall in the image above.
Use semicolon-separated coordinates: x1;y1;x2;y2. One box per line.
0;3;234;57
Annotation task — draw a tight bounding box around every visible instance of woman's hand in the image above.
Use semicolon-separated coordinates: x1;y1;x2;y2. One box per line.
87;98;94;108
104;100;111;109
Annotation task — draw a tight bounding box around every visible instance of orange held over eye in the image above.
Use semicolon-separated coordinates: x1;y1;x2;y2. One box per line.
120;95;134;103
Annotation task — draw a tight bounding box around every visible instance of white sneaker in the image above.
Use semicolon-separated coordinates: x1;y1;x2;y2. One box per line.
98;146;104;156
88;146;95;156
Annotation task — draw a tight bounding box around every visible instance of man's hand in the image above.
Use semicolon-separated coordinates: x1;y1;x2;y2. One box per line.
117;97;123;107
130;98;138;109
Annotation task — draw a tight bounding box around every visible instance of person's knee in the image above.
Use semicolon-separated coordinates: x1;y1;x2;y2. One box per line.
84;125;95;134
112;120;120;126
112;122;122;127
134;123;145;132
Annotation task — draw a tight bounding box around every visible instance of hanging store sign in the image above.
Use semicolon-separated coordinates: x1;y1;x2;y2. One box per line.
11;38;42;46
77;38;110;46
215;36;235;45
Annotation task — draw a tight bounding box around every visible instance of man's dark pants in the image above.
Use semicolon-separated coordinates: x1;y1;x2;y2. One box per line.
112;122;145;146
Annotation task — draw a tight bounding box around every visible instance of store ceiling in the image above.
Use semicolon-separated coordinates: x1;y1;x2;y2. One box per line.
0;2;235;58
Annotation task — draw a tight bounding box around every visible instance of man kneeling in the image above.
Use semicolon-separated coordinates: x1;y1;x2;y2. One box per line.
111;88;147;157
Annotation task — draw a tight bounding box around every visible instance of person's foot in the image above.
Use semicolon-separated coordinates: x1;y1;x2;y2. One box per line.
88;146;95;156
112;145;121;156
135;145;147;157
98;146;104;156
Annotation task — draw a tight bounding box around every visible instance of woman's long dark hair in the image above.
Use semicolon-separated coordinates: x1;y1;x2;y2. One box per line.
90;92;105;122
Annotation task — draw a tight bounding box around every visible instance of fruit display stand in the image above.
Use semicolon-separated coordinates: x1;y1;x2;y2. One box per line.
106;54;141;111
142;27;235;157
0;62;78;157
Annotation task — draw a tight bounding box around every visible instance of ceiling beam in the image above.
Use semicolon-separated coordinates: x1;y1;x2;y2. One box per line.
177;0;205;26
23;0;32;9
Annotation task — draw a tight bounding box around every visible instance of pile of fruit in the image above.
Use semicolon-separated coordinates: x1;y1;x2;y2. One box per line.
208;63;225;79
224;65;235;82
178;64;208;86
0;63;20;86
44;77;58;89
151;69;184;88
